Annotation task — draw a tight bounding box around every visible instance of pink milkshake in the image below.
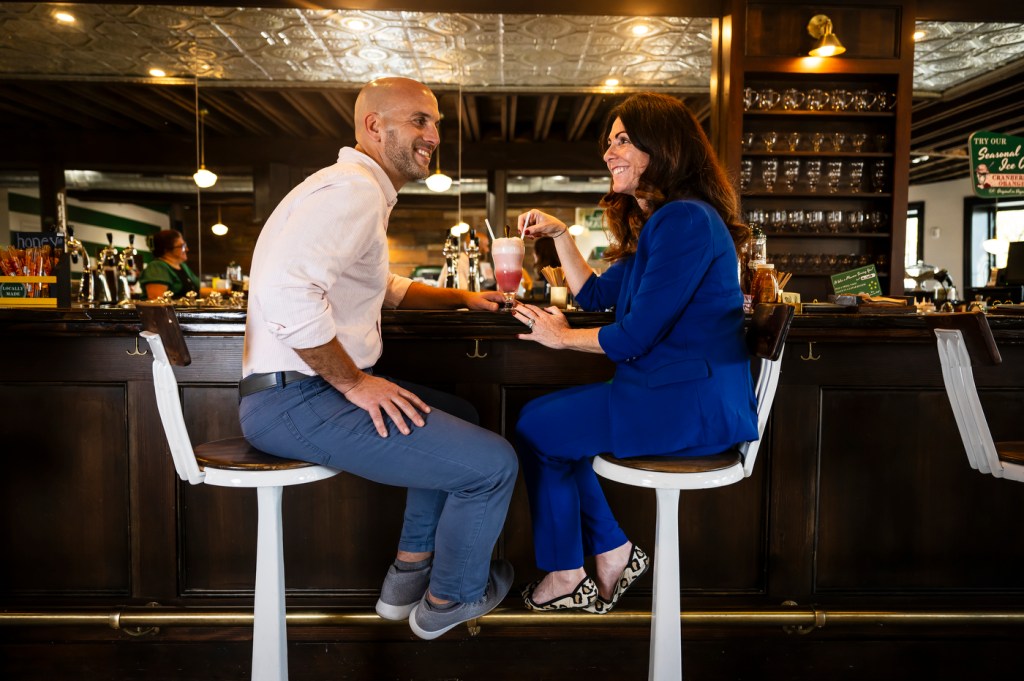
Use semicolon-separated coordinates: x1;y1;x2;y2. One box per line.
491;236;525;311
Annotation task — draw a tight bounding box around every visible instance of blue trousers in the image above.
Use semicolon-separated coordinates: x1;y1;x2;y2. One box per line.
239;374;518;602
515;382;729;572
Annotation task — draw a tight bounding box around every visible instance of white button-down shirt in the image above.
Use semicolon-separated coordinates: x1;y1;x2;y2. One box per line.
243;147;413;376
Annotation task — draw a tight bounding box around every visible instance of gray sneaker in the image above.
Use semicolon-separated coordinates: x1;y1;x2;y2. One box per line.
375;563;432;621
408;559;514;640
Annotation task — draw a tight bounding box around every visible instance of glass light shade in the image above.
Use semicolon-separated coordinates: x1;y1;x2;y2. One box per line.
809;33;846;57
425;170;452;192
983;238;1011;267
211;222;229;236
454;222;470;235
568;224;586;237
193;166;217;188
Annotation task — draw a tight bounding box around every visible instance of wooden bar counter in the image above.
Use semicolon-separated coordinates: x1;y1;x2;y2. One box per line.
1;307;1022;680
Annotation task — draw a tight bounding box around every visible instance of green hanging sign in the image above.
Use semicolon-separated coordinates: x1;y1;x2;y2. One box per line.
969;131;1024;198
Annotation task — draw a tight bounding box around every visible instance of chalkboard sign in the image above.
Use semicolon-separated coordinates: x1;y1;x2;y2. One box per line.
0;282;27;298
831;265;882;296
11;231;65;250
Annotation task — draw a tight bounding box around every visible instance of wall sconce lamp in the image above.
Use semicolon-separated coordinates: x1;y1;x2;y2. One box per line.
193;107;218;188
807;15;846;57
211;206;228;236
425;145;453;192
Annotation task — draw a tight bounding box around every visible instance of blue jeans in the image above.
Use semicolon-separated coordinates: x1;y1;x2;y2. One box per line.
239;374;518;602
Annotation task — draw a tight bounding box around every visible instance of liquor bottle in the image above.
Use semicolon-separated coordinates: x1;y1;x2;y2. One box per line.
751;263;780;305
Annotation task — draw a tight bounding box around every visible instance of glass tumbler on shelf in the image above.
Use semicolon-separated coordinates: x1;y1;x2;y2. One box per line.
826;160;843;193
806;209;825;233
851;133;868;152
806;89;829;111
846;210;866;233
875;133;890;152
758;89;781;110
761;158;778;193
786;132;802;151
787;209;806;233
848;160;865;192
743;87;758;111
830;132;846;152
782;159;801;192
805;159;822;193
769;209;788;232
740;158;753;192
742;131;756;151
492;236;525;311
782;88;805;110
871;160;888;193
810;132;826;153
826;210;844;233
761;130;779;153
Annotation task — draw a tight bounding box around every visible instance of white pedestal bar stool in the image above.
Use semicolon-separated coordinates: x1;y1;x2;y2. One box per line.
924;310;1024;482
593;302;794;681
138;304;339;681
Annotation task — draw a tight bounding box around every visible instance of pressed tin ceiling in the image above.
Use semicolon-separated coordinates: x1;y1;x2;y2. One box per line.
1;4;1024;187
913;20;1024;91
0;4;714;91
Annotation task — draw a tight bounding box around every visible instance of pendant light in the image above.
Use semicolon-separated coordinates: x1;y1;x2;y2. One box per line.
193;78;217;188
211;206;228;236
425;143;452;192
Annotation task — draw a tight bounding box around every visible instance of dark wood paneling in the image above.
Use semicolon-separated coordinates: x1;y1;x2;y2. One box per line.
746;3;901;59
0;383;130;596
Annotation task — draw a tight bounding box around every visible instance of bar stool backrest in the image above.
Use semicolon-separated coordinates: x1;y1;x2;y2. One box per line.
138;304;205;485
741;303;795;477
924;311;1002;477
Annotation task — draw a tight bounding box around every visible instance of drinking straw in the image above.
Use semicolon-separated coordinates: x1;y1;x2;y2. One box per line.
484;218;497;242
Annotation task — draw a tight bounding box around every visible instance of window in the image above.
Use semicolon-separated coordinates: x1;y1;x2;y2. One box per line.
906;201;924;268
964;198;1024;288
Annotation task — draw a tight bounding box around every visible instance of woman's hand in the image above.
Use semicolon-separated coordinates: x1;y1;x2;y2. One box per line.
517;209;567;240
513;302;570;349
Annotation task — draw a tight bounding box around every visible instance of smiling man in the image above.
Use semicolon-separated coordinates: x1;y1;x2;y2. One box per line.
240;77;516;641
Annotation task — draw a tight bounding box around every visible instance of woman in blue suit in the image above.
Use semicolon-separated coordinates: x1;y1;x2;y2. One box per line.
512;93;756;613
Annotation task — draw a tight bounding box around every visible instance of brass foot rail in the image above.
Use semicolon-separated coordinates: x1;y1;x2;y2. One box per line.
2;606;1024;635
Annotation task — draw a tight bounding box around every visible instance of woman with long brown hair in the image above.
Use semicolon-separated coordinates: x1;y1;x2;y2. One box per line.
512;93;756;613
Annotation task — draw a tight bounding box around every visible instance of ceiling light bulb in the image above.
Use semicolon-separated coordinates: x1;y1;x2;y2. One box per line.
344;18;370;31
913;30;926;41
631;24;651;37
568;224;586;237
193;166;217;188
211;222;228;236
149;68;166;78
54;12;75;24
604;78;620;87
455;222;470;235
425;171;453;192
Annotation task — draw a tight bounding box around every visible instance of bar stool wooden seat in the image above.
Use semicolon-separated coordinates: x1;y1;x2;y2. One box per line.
139;304;339;681
592;303;794;681
924;311;1024;482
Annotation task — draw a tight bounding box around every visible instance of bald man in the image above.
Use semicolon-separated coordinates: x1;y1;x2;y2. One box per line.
241;77;516;641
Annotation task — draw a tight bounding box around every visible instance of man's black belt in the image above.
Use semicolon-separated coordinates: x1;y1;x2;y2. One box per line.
239;371;315;397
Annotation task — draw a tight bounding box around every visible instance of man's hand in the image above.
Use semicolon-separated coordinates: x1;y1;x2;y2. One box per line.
464;290;504;311
342;373;431;437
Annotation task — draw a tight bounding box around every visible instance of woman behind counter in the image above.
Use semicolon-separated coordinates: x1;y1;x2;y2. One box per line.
511;93;757;613
140;229;205;300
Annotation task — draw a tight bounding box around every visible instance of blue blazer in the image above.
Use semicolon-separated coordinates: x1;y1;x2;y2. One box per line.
575;200;758;457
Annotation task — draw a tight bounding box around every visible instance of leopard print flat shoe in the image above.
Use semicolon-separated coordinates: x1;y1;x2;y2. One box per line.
522;576;598;611
582;545;650;614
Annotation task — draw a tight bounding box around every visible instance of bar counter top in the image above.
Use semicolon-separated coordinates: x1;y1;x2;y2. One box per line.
3;305;1024;342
